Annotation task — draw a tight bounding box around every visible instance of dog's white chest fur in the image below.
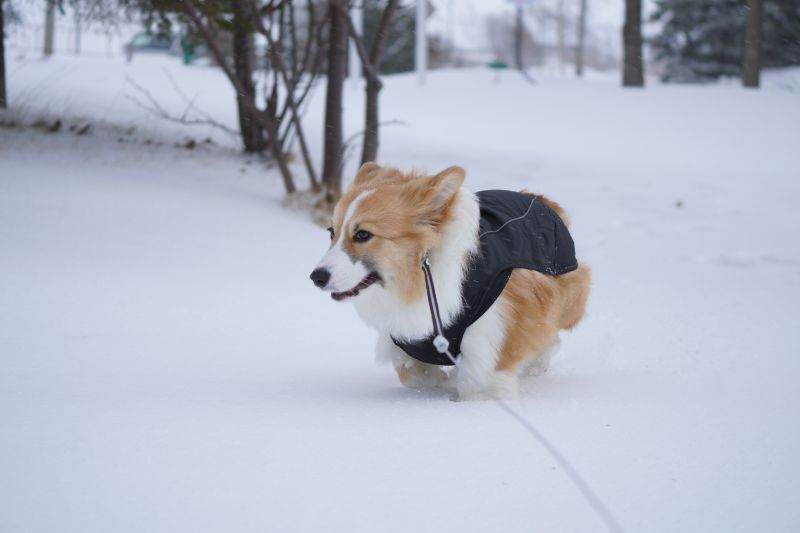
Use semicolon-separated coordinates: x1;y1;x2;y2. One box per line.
352;189;480;341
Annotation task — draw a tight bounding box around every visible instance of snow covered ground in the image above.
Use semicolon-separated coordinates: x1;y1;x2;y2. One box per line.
2;55;800;533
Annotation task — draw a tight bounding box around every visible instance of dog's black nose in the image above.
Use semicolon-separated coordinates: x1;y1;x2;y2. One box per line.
310;268;331;288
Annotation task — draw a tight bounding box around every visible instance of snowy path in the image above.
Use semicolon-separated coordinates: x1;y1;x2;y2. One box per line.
2;57;800;532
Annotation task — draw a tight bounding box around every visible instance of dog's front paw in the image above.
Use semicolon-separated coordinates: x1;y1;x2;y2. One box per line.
396;363;448;390
453;389;491;402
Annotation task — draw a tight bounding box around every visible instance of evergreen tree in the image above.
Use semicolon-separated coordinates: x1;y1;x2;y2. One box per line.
651;0;800;82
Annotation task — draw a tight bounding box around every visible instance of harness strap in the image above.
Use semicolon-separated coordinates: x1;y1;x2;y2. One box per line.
419;197;539;363
421;253;457;360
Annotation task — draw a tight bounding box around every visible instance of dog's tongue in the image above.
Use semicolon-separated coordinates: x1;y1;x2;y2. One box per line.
332;290;356;301
331;272;379;301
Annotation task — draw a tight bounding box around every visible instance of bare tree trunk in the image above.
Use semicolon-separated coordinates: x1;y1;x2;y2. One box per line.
0;0;6;109
360;0;399;165
232;0;266;152
622;0;644;87
362;78;381;164
742;0;763;88
321;0;348;203
575;0;588;77
182;0;296;194
44;0;56;57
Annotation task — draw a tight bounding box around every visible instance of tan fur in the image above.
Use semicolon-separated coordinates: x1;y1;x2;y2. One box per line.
494;192;589;373
495;265;591;372
329;164;465;303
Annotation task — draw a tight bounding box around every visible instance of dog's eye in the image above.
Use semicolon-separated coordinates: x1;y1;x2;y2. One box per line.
327;227;334;240
353;229;373;243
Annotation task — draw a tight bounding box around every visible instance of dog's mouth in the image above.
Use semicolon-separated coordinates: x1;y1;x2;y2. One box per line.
331;272;381;301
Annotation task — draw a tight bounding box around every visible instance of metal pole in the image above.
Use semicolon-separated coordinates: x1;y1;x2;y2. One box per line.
446;0;454;63
576;0;587;76
43;0;56;57
74;4;82;55
348;1;362;83
415;0;427;84
514;5;522;70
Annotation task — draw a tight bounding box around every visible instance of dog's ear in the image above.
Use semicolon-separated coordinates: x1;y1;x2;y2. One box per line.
353;162;382;186
426;166;465;209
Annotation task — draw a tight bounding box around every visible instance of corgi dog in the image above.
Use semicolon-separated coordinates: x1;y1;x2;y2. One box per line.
310;163;590;400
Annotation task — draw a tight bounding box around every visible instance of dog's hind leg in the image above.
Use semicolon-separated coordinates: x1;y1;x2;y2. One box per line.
457;299;518;400
521;341;560;376
556;264;591;331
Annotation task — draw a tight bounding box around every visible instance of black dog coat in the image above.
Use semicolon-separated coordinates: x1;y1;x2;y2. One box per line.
392;190;579;366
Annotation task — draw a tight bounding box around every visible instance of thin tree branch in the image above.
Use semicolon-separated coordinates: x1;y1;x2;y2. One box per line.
279;73;321;145
250;0;319;190
341;119;406;171
181;0;296;193
161;68;237;131
276;6;325;133
125;76;239;138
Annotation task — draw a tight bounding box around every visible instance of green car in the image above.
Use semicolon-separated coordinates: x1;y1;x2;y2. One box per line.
124;32;175;62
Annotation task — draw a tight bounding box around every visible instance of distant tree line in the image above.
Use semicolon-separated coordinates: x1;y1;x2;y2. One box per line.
621;0;800;87
651;0;800;83
2;0;798;183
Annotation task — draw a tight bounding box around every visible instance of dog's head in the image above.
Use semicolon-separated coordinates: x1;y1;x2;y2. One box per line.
310;163;465;303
